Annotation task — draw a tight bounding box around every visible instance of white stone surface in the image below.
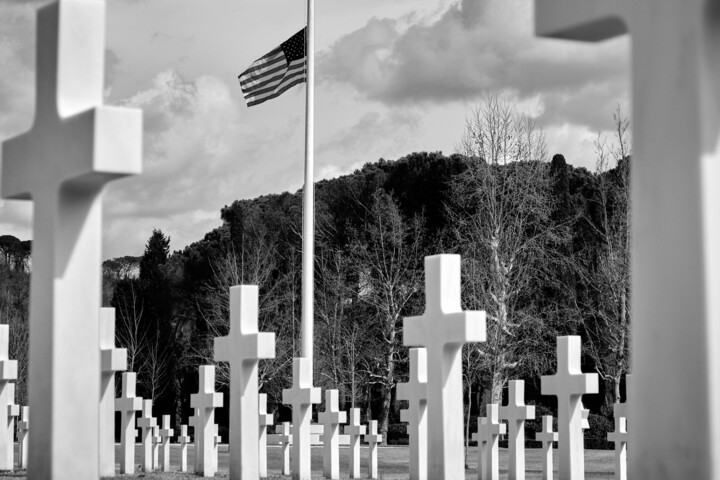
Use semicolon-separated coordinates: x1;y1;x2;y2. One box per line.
365;419;383;480
278;421;292;476
6;383;18;471
541;336;598;480
346;408;366;479
473;404;506;480
115;372;143;474
190;365;224;477
259;393;273;478
397;347;428;480
580;404;589;430
318;389;346;479
99;307;127;477
152;425;161;470
534;1;720;478
403;254;486;479
498;380;535;480
189;408;201;473
0;2;141;477
178;424;191;472
535;415;558;480
282;357;321;480
0;326;17;471
137;399;157;473
214;285;275;480
607;403;628;480
159;414;173;472
213;423;222;474
18;406;29;470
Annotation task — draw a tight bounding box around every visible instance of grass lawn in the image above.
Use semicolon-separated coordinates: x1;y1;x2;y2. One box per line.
0;444;615;479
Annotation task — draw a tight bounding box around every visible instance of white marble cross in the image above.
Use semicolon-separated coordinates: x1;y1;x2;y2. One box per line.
190;365;224;477
258;393;273;478
178;424;190;472
404;254;486;479
534;1;720;478
212;423;222;474
159;414;173;472
607;403;628;480
473;404;506;480
278;421;292;476
6;383;19;471
498;380;535;480
152;424;161;470
189;408;201;473
214;285;275;480
0;325;17;471
541;336;598;480
318;389;347;479
365;419;383;480
115;372;143;474
282;357;321;480
0;2;141;476
535;415;558;480
346;408;366;479
17;406;29;470
397;347;428;480
137;399;157;473
99;307;127;477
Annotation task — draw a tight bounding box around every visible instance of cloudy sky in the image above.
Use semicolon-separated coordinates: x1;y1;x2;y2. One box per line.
0;0;630;259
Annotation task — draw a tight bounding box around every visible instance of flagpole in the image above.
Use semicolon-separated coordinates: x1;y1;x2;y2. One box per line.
301;0;315;365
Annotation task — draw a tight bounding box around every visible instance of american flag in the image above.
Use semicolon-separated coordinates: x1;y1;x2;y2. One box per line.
238;27;307;107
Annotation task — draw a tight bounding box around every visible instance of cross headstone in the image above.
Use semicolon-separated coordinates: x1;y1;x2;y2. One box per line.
137;399;157;473
178;424;190;472
607;403;628;480
473;404;506;480
0;325;17;471
115;372;143;474
278;421;292;476
17;406;29;470
0;1;141;476
534;1;720;477
99;307;127;477
6;383;19;471
259;393;273;478
365;419;383;480
152;424;161;470
318;389;346;479
541;336;598;480
581;407;589;430
282;357;321;480
346;408;366;479
535;415;558;480
403;254;486;479
212;423;222;474
190;365;224;477
159;414;173;472
498;380;535;480
397;347;428;480
189;408;201;473
214;285;275;480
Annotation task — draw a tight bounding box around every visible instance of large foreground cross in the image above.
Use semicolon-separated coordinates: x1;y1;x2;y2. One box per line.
534;0;720;477
0;1;141;478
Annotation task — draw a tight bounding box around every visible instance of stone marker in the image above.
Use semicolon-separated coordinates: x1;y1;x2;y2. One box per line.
6;383;19;471
397;347;428;480
159;414;173;472
99;307;127;477
498;380;535;480
0;326;17;471
278;421;292;476
17;406;29;470
259;393;273;478
346;408;366;479
213;423;222;474
534;1;720;478
152;424;161;470
403;254;486;479
189;408;201;473
178;424;191;472
473;404;506;480
535;416;558;480
137;399;157;472
365;419;383;480
282;357;321;480
0;1;141;477
318;389;346;479
115;372;143;474
541;336;598;480
607;403;628;480
580;404;589;430
214;285;275;480
190;365;224;477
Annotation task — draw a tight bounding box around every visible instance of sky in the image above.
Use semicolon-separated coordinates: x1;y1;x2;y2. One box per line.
0;0;630;259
